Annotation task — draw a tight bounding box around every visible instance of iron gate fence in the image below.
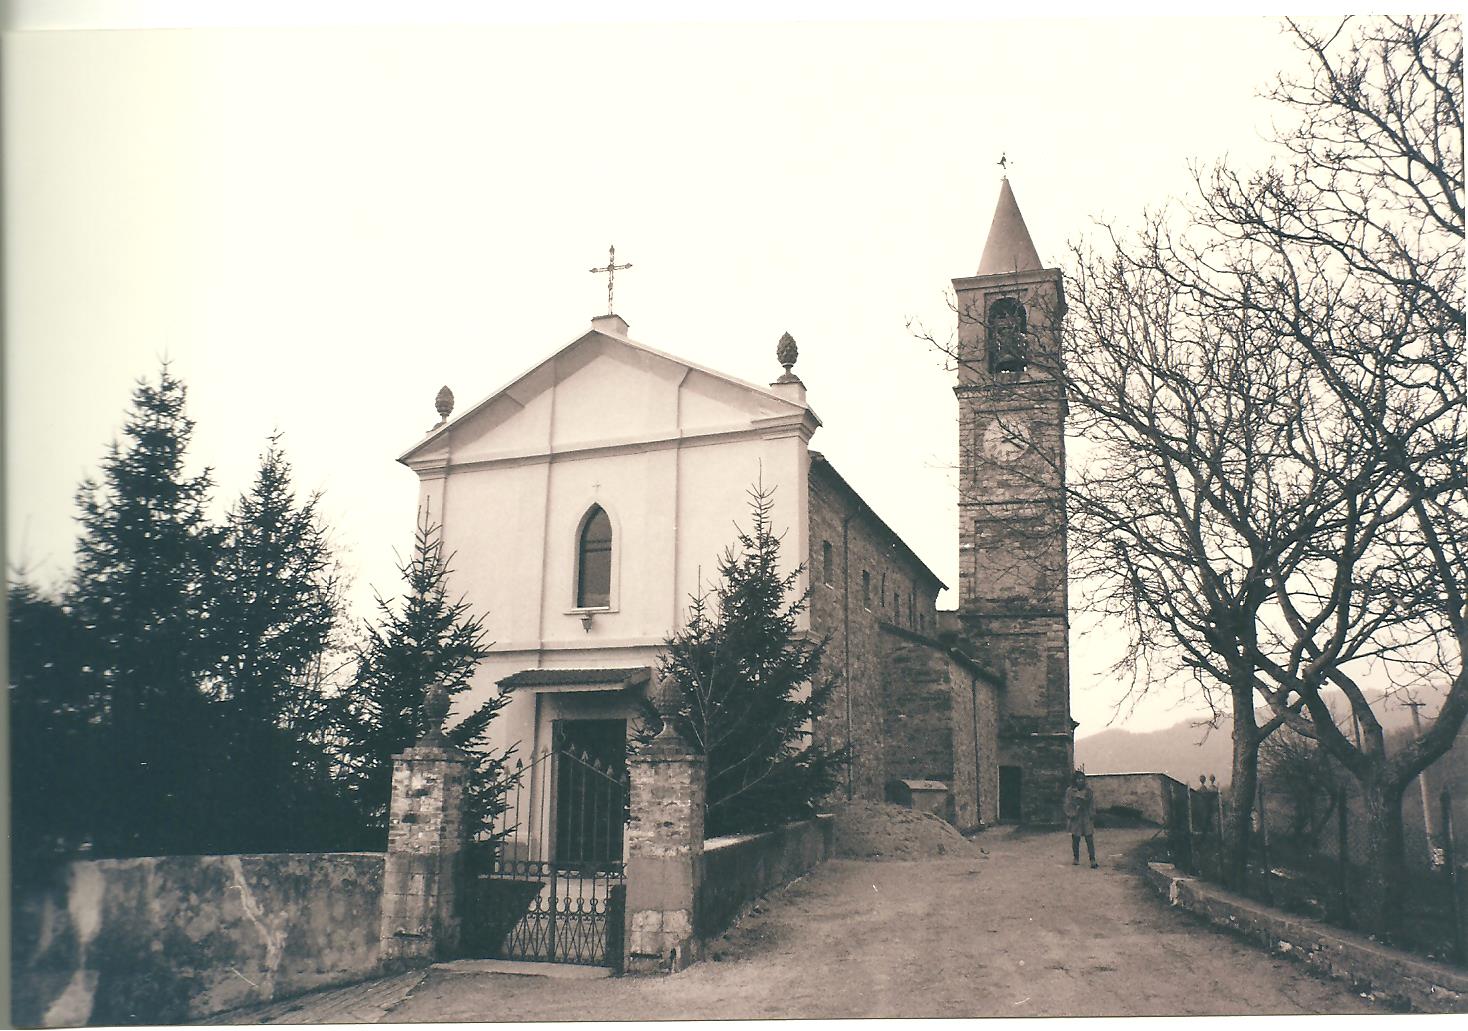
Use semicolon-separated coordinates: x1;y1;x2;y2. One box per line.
464;738;628;968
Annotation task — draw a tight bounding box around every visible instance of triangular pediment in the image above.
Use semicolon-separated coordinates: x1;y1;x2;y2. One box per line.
400;327;816;468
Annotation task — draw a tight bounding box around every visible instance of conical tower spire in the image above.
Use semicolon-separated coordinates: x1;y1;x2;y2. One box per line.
977;177;1043;276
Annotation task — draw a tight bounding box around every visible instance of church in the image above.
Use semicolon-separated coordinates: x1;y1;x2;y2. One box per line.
397;178;1074;831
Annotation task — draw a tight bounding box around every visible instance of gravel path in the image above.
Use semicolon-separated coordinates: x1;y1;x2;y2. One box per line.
365;825;1386;1021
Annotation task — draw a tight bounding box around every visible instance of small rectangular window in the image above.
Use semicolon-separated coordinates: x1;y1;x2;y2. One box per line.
861;570;871;609
822;541;833;586
880;572;887;607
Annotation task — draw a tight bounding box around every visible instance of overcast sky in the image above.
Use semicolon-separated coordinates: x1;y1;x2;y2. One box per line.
5;3;1387;736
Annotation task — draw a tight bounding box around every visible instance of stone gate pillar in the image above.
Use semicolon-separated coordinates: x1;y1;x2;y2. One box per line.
624;678;706;973
379;688;471;966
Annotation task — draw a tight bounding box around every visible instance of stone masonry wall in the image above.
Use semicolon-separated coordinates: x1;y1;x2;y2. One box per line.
877;624;1000;832
944;647;980;831
1088;773;1182;826
881;639;956;790
973;665;1001;826
624;744;706;972
380;744;470;964
1006;736;1075;826
696;816;835;939
1146;862;1468;1014
11;852;385;1027
808;462;941;803
960;611;1073;825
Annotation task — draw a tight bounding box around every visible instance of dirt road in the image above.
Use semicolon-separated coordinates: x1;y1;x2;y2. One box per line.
372;826;1384;1020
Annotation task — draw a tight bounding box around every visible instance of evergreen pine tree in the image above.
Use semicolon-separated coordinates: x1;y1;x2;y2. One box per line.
67;364;226;856
337;517;514;847
211;434;352;851
658;481;846;836
7;578;104;875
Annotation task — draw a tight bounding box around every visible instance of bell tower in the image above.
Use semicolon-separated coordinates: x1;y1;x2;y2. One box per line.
954;177;1073;824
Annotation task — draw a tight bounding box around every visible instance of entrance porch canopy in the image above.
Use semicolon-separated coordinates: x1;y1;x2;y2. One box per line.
497;666;652;694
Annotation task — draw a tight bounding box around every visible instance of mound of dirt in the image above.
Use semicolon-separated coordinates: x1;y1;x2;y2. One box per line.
828;800;983;860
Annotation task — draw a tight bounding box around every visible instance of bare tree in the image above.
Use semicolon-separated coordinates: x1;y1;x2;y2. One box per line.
918;17;1463;929
1201;15;1465;933
1058;224;1317;892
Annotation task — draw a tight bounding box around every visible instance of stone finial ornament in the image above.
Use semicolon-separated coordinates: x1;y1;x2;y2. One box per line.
645;669;694;753
650;669;683;721
777;332;799;376
420;681;450;744
435;385;455;422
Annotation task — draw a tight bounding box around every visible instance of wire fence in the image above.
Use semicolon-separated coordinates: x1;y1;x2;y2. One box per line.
1164;780;1468;967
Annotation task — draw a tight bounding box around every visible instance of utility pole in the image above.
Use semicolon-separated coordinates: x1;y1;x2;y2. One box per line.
1403;699;1441;868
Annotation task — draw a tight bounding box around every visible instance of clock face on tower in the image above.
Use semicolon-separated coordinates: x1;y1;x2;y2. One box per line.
982;416;1031;463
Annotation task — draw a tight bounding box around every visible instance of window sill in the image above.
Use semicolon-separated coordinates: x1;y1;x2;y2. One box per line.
566;605;617;616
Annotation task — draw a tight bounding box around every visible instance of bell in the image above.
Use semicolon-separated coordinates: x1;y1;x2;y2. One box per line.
988;298;1028;374
993;338;1027;374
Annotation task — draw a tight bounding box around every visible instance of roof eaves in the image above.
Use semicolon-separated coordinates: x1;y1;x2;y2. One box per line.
808;452;948;592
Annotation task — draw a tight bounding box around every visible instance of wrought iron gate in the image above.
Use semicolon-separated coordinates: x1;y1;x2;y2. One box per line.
464;737;628;968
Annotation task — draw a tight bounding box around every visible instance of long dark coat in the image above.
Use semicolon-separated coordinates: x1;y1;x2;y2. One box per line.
1063;785;1095;836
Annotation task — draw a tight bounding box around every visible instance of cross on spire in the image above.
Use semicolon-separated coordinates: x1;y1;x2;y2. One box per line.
589;245;633;315
998;152;1010;173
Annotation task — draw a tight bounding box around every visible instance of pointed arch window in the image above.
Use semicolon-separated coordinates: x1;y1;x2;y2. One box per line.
577;505;613;608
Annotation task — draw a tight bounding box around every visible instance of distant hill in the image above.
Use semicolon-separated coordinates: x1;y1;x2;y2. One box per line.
1076;693;1428;788
1077;718;1234;786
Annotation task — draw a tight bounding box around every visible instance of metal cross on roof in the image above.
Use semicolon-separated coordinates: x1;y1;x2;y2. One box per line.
589;245;632;315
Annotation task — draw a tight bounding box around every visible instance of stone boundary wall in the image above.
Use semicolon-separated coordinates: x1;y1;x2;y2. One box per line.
1145;861;1468;1014
11;852;386;1027
695;815;835;939
1088;773;1184;826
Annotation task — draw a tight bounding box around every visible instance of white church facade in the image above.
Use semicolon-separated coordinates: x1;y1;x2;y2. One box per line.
398;313;823;773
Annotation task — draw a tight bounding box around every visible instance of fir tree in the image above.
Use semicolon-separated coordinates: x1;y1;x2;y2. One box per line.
7;578;104;875
211;434;352;851
658;481;847;836
67;364;226;856
338;516;514;847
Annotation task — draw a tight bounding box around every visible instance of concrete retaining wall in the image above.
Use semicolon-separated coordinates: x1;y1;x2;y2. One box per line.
11;852;386;1026
1088;773;1184;826
695;815;835;939
1145;861;1468;1014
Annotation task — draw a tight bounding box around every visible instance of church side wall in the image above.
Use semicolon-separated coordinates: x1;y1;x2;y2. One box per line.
808;468;940;804
879;634;960;824
950;660;981;828
875;625;997;832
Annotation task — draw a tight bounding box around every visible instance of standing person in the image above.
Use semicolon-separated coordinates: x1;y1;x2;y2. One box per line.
1065;770;1098;868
